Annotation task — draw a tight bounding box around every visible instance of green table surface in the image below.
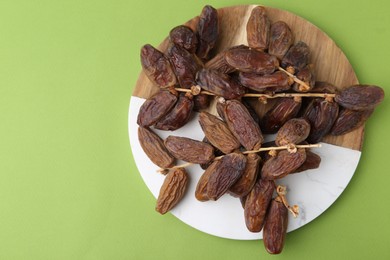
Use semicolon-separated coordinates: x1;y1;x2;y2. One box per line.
1;0;389;259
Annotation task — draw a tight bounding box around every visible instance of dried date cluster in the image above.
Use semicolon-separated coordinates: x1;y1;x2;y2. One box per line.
136;5;384;255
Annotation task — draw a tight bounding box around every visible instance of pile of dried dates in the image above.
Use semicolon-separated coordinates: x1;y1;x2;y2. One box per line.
136;5;384;254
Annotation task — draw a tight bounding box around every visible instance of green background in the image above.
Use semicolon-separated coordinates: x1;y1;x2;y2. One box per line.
0;0;389;259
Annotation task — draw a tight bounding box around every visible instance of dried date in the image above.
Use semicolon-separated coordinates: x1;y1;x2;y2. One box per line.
246;6;270;51
196;5;219;60
330;108;374;136
205;45;249;74
335;85;384;111
195;160;221;201
281;41;310;72
292;64;315;92
292;150;321;173
169;25;198;53
156;168;188;214
268;21;294;60
165;136;214;164
137;90;177;127
238;71;292;93
207;153;247;201
275;118;311;146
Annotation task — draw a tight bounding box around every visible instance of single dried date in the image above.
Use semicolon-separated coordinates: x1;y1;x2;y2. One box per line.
335;85;384;111
292;64;315;92
196;5;219;60
292;150;321;173
205;45;249;74
263;197;288;254
165;136;214;164
275;118;311;146
196;68;246;99
238;71;292;93
224;100;264;151
138;127;175;168
246;6;270;51
244;177;274;232
140;44;177;88
229;153;261;198
169;25;198;53
137;90;177;127
281;41;310;72
195;160;221;201
168;44;202;89
154;94;194;131
199;112;240;154
207;153;247;201
330;108;374;136
261;148;306;180
193;94;210;111
156;168;188;214
261;97;302;134
225;48;279;75
268;21;294;60
303;98;339;143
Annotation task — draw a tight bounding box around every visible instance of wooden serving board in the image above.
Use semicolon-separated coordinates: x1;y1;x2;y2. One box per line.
132;5;363;151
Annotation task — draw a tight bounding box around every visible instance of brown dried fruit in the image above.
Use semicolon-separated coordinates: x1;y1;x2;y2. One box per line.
335;85;384;111
199;112;241;154
240;195;247;208
196;68;246;99
195;160;221;201
330;108;374;136
138;127;175;168
246;6;270;51
165;136;214;164
168;44;202;89
140;44;177;88
268;21;294;60
154;94;194;131
281;41;310;71
312;81;338;94
207;153;247;200
238;71;292;93
137;90;178;127
275;118;311;146
229;153;261;198
193;94;210;111
261;97;302;134
303;98;339;143
196;5;219;60
200;137;225;170
225;48;279;75
224;100;264;151
292;64;315;92
292;150;321;173
263;197;288;254
205;45;249;74
169;25;198;53
261;148;306;180
156;168;188;214
244;177;274;232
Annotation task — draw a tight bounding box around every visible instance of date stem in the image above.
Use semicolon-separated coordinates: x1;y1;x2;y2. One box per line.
277;66;310;91
276;185;299;218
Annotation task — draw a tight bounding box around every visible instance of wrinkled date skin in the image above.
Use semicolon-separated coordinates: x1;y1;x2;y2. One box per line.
303;98;339;143
196;5;219;60
154;94;194;131
137;90;177;127
263;198;288;254
205;45;249;74
281;41;310;72
138;127;175;169
156;168;188;214
312;81;338;94
246;6;270;51
140;44;177;88
244;177;274;232
275;118;311;146
261;97;302;134
169;25;198;53
199;112;241;154
225;48;279;75
229;153;261;197
292;150;321;173
224;100;264;151
195;160;221;201
292;65;315;92
238;71;292;93
207;153;247;201
268;21;294;60
168;44;202;89
196;68;246;99
261;148;306;180
165;136;215;164
330;108;374;136
335;85;384;111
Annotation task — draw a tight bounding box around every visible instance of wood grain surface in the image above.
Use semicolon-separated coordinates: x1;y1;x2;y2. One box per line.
132;5;363;151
